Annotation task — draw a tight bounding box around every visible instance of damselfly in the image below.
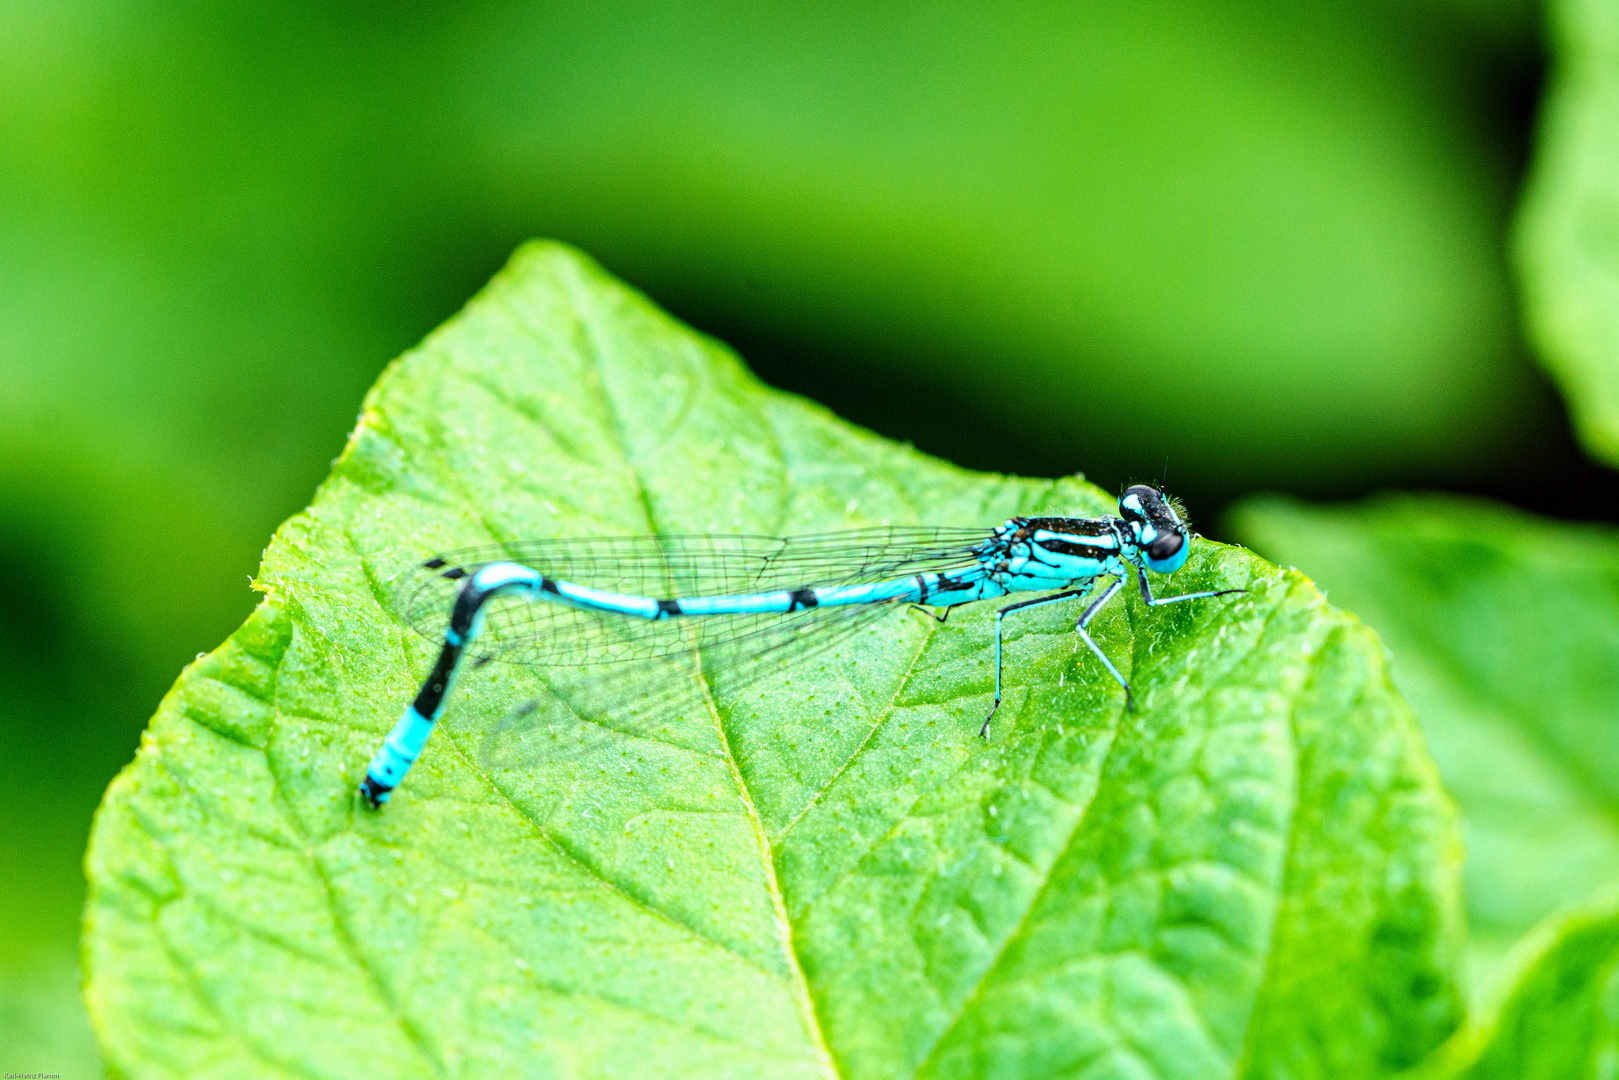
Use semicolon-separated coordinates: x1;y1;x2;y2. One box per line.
360;485;1244;807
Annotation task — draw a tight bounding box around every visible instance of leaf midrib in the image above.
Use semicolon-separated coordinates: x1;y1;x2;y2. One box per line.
913;573;1296;1077
557;262;842;1078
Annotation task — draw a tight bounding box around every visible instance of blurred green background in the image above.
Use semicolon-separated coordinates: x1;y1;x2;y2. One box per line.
7;0;1615;1070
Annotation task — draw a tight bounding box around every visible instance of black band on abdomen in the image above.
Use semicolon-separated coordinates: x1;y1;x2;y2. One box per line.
411;638;465;720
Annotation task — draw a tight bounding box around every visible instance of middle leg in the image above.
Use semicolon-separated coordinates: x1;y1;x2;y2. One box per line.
980;585;1094;738
1071;576;1131;709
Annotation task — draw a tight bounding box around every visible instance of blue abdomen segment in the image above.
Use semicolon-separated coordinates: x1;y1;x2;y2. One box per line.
361;707;435;805
359;562;1000;805
556;569;999;617
360;563;541;806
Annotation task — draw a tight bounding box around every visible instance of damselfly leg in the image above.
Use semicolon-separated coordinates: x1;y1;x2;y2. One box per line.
979;569;1248;738
1135;567;1247;607
1070;576;1131;711
981;585;1094;737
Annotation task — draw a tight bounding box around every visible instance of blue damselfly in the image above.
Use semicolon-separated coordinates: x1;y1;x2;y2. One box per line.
361;485;1243;807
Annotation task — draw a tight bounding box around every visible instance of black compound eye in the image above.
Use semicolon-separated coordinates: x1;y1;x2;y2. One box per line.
1147;531;1183;562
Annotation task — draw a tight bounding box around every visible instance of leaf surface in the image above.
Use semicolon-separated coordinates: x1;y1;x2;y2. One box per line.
1230;495;1619;994
1517;0;1619;465
85;243;1463;1079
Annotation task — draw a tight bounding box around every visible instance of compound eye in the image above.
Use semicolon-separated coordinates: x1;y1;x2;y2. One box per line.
1147;531;1183;563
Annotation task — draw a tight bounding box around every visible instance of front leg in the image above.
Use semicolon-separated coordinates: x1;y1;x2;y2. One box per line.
1135;567;1246;607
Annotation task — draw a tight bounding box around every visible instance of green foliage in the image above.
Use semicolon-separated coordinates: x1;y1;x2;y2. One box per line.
0;6;1545;1064
0;2;1547;702
1518;0;1619;467
84;244;1465;1078
1229;496;1619;997
0;9;1540;1056
1433;892;1619;1079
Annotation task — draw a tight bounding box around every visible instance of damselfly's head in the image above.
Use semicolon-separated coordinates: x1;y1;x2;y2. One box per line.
1118;485;1191;574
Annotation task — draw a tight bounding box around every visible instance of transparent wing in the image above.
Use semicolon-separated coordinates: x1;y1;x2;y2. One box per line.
392;527;993;667
474;591;914;774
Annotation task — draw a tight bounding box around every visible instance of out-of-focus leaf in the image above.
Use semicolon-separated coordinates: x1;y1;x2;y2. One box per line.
468;2;1541;499
0;592;129;1077
0;5;1551;693
2;5;1534;1070
1416;893;1619;1079
1229;495;1619;992
0;952;101;1077
1418;0;1541;47
1517;0;1619;466
84;243;1465;1078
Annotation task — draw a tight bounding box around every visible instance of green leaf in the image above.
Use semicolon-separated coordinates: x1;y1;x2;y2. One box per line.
1417;892;1619;1079
85;242;1464;1079
1228;495;1619;994
1516;0;1619;467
